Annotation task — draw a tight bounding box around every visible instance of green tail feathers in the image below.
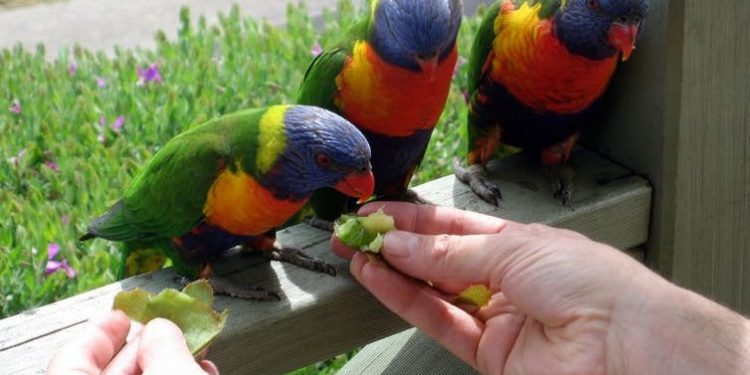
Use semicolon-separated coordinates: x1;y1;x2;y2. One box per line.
81;200;142;242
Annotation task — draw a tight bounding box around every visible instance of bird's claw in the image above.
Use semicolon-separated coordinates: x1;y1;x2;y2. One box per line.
553;185;572;206
305;216;334;232
454;158;502;206
547;164;574;207
173;275;281;301
209;276;281;301
395;189;435;205
264;247;337;277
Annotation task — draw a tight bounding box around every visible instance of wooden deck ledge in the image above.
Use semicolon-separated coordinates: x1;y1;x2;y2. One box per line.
0;147;651;374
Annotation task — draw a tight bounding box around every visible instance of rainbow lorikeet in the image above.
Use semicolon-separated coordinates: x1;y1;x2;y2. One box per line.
298;0;463;221
455;0;649;205
81;105;374;300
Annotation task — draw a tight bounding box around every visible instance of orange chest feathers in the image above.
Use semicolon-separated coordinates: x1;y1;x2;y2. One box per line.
489;1;619;114
203;168;306;236
335;42;458;137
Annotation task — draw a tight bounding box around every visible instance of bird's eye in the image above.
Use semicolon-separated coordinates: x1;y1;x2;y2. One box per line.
315;153;332;167
588;0;601;11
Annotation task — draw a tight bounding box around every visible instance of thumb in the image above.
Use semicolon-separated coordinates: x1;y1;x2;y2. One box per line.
138;318;208;374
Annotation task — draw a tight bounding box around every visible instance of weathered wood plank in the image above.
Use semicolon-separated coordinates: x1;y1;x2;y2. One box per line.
0;147;651;375
668;0;750;313
339;328;478;375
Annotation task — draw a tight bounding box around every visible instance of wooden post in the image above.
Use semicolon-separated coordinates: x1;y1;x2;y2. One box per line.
589;0;750;313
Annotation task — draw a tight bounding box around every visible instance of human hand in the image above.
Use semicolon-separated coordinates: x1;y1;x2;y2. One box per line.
47;309;219;375
331;202;682;374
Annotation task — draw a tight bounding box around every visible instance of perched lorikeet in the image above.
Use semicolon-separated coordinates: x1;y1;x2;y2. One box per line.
81;105;374;300
455;0;649;205
298;0;463;221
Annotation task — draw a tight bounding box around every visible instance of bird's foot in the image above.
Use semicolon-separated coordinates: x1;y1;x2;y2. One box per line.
263;247;337;276
399;189;435;205
209;276;280;301
305;216;334;232
172;275;280;301
546;164;574;207
454;158;502;206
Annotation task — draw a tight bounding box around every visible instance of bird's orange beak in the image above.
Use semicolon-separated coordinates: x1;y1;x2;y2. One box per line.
335;170;375;204
609;22;640;61
417;56;440;82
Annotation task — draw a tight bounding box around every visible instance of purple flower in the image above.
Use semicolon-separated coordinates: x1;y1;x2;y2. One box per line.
9;100;21;114
68;63;77;76
44;161;59;172
47;243;60;259
311;42;323;57
137;64;163;86
45;243;76;278
112;115;125;133
96;77;107;88
61;215;69;226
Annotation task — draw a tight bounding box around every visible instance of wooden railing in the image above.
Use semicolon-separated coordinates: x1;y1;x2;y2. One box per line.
0;147;651;374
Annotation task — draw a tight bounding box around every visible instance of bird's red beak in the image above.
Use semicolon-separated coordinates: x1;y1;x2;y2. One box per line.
609;22;640;61
417;56;440;81
335;170;375;204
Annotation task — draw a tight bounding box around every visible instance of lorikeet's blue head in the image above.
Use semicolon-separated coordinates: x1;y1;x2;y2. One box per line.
556;0;649;61
369;0;462;75
264;105;374;201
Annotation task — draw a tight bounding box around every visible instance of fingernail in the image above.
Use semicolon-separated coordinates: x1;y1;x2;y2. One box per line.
383;231;417;258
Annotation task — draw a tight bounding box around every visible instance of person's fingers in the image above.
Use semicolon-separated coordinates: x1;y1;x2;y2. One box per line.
137;318;206;374
199;360;220;375
350;252;484;366
103;321;144;375
379;230;514;291
476;312;526;374
358;202;508;235
330;236;357;259
102;333;141;375
46;309;131;374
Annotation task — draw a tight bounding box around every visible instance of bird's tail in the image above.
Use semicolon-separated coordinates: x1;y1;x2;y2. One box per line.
81;200;140;242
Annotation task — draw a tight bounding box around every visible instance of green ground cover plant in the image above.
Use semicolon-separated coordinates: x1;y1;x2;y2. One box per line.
0;0;485;372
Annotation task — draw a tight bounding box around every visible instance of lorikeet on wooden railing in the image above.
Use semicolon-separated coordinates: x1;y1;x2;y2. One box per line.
298;0;463;222
81;105;374;300
456;0;649;206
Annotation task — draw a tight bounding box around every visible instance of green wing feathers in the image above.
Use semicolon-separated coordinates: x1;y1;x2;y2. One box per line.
297;47;349;109
121;131;228;238
467;2;501;95
84;111;269;242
